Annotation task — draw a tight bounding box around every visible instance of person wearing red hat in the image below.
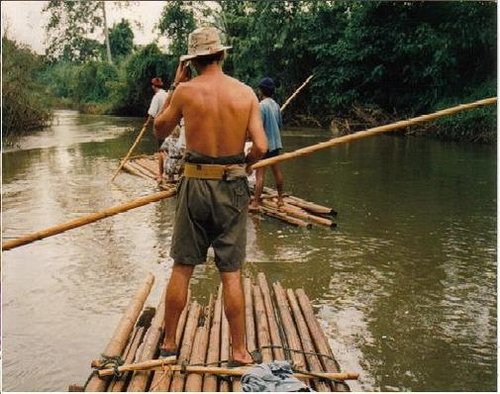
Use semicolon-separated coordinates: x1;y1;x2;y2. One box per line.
148;77;168;181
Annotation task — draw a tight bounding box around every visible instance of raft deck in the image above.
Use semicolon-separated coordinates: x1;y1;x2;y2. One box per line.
123;154;338;228
74;273;355;392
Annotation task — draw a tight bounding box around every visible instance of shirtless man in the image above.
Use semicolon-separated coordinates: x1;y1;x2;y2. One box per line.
154;27;267;365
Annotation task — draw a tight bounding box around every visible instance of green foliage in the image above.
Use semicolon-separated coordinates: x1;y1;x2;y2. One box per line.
109;19;134;60
73;61;119;104
2;37;53;140
110;43;175;116
156;1;196;59
43;0;105;62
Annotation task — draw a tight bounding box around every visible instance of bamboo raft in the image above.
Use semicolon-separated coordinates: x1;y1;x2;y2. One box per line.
71;272;357;392
123;154;337;228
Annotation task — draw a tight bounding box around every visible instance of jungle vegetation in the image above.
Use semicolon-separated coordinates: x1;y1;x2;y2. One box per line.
2;1;496;143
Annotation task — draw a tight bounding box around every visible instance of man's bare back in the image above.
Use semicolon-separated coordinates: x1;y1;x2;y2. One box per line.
155;62;266;161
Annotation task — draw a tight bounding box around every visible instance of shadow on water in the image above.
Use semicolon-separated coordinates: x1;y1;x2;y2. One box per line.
2;111;497;391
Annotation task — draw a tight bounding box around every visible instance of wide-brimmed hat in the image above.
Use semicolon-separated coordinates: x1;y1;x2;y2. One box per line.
258;77;275;91
180;26;232;62
151;77;163;87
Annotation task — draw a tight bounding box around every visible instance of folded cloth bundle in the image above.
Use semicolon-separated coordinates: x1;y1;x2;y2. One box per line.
241;360;314;392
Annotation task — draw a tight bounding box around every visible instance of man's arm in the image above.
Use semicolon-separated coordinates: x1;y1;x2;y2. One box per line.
154;89;183;141
246;93;268;167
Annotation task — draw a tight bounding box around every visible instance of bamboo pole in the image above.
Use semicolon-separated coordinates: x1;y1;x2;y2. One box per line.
243;277;257;354
280;75;314;112
262;199;335;228
126;160;157;179
296;288;349;392
260;205;312;228
169;302;202;392
99;363;359;381
287;289;330;392
203;285;223;392
2;189;176;251
272;282;307;370
84;273;155;392
253;97;497;171
220;295;231;392
127;285;167;392
253;285;273;363
185;297;213;391
257;273;285;360
123;162;153;181
99;356;177;377
108;326;145;391
150;294;190;392
111;118;151;182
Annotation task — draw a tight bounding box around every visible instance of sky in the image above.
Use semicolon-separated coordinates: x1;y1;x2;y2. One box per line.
1;1;169;54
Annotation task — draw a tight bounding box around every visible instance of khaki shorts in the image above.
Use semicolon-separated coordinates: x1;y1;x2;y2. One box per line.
170;176;251;272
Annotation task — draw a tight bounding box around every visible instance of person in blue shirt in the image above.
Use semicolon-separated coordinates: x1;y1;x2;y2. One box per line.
249;77;285;211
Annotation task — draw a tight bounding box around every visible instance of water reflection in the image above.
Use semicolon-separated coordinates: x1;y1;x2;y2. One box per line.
2;111;496;391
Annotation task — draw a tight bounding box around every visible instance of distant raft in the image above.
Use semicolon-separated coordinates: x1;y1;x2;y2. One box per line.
70;272;357;392
123;154;337;228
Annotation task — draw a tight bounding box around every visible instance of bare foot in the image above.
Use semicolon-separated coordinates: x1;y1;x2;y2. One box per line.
248;202;261;213
277;196;284;209
230;350;254;366
155;175;163;183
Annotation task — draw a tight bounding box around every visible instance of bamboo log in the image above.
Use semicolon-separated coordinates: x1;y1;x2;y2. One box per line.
287;289;330;392
111;118;151;182
296;289;350;392
185;297;213;391
99;356;177;377
283;195;336;216
127;286;167;392
170;302;202;392
123;162;152;181
260;205;312;228
85;273;155;392
127;160;157;179
2;190;176;251
243;278;257;353
262;199;335;228
272;282;307;370
220;294;231;392
100;363;358;381
134;158;158;178
150;294;190;392
257;273;285;360
202;285;223;392
108;326;144;391
253;285;273;363
280;75;314;112
253;97;497;170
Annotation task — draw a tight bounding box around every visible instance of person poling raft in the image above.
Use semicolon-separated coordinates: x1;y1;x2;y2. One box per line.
1;96;496;252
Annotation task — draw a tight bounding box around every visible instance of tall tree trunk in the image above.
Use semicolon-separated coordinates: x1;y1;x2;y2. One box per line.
102;1;112;64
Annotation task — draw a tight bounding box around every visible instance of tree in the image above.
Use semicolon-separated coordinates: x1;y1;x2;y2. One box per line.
156;1;196;59
43;0;126;63
109;19;134;60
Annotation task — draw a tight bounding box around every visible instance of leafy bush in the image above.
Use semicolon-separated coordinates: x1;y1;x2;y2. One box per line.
2;37;53;140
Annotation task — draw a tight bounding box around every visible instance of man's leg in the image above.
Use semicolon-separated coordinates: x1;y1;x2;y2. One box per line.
161;263;195;352
220;270;253;364
249;168;265;211
271;164;284;206
156;151;165;182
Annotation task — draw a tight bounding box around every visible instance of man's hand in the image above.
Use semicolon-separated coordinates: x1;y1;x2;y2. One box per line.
174;61;192;86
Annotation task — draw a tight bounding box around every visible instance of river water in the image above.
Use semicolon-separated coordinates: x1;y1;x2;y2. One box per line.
2;110;496;392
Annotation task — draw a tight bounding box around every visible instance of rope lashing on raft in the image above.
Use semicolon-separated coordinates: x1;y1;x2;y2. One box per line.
83;354;125;390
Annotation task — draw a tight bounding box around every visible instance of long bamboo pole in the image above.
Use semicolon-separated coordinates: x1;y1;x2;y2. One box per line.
85;273;155;392
111;117;151;182
296;288;349;392
5;97;494;252
99;363;359;381
253;97;497;170
2;189;176;251
202;285;223;392
280;75;314;112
